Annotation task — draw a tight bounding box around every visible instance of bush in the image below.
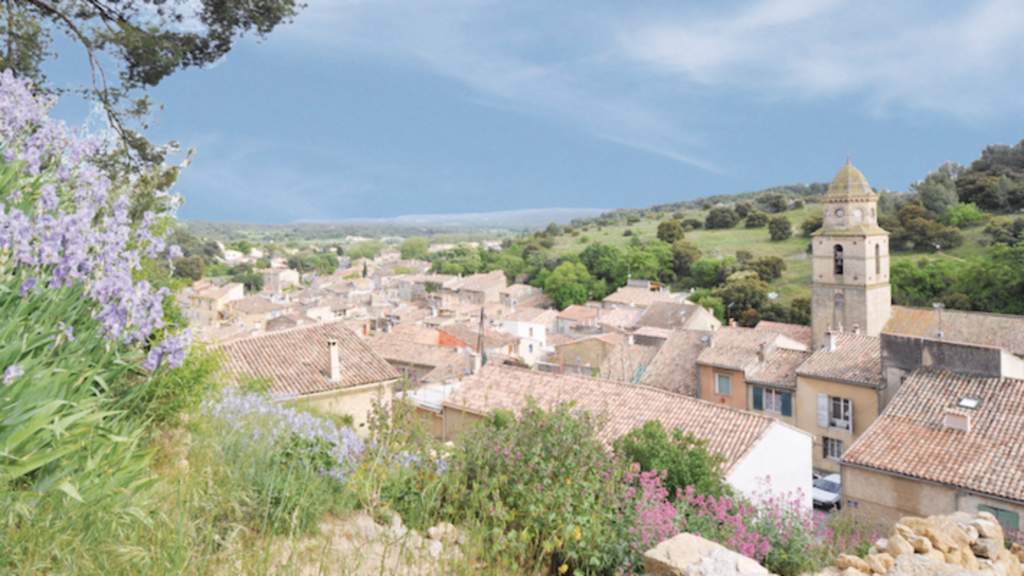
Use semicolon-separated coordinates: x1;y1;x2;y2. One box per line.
801;214;824;237
657;220;685;244
613;421;731;501
744;255;787;282
734;201;753;218
681;218;703;230
131;342;224;425
705;207;740;229
768;215;792;240
444;401;635;573
745;210;769;228
939;202;987;228
623;228;633;236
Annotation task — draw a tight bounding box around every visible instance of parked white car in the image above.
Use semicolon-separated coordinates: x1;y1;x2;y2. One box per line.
813;474;842;509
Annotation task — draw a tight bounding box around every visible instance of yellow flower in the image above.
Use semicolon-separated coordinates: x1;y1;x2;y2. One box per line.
573;526;582;540
566;478;572;485
558;564;568;574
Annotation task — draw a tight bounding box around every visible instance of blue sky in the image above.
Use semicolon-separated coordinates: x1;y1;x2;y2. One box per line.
50;0;1024;223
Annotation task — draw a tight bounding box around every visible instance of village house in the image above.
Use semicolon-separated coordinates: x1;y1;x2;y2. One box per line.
219;320;398;434
441;364;814;506
633;300;722;334
231;295;290;330
841;367;1024;530
447;270;507;305
499;284;542;308
261;267;299;288
602;281;679;309
493;318;547;366
639;330;712;397
188;282;245;327
554;304;602;335
695;326;808;411
439;322;518;356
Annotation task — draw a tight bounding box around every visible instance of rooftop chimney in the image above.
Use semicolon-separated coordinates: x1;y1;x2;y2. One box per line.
328;339;341;382
945;408;971;432
826;330;838;352
757;342;766;363
472;350;483;374
729;318;737;327
853;324;860;335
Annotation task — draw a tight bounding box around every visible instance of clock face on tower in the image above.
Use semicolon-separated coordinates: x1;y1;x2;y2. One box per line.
835;208;845;218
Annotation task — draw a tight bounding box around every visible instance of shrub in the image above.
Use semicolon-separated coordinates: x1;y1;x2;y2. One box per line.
705;207;740;229
744;255;787;282
801;214;824;237
443;400;635;574
623;228;633;236
681;218;703;230
939;202;987;228
614;421;731;501
768;215;792;240
734;201;753;218
745;210;769;228
657;220;685;244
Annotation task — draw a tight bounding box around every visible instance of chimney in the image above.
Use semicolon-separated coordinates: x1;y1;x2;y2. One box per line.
826;330;838;352
729;318;737;327
328;339;341;382
838;322;844;332
627;333;635;346
853;324;860;335
472;350;483;374
757;342;766;363
945;409;971;432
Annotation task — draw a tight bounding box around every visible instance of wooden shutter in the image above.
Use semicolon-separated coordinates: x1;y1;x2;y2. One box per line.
817;393;829;428
752;386;763;411
782;392;793;417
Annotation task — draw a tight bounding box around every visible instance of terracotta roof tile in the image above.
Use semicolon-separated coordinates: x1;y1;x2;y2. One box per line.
886;306;1024;357
697;326;780;370
602;286;678;308
450;270;507;293
634;301;707;330
220;320;396;396
557;305;600;322
640;331;710;397
598;343;661;383
746;349;811;390
233;295;286;315
755;321;813;348
369;333;462;368
440;323;518;351
842;368;1024;503
796;332;882;386
443;364;784;475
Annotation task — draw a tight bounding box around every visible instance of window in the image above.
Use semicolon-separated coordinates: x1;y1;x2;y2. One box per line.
529;327;534;338
875;244;880;275
831;397;852;432
716;374;731;396
823;437;844;460
752;386;793;416
978;505;1020;531
528;344;534;353
834;245;844;275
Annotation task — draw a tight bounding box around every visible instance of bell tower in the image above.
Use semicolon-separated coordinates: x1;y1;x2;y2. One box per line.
811;159;891;348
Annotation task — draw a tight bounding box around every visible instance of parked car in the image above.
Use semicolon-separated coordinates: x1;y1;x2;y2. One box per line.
813;473;842;509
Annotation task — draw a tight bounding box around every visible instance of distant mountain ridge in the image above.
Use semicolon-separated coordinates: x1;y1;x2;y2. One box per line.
292;208;607;227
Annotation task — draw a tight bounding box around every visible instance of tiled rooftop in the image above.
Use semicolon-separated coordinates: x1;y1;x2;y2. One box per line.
440;322;518;351
755;321;813;348
796;332;883;387
450;270;507;293
640;330;711;397
696;326;783;371
842;368;1024;503
602;286;677;308
599;342;661;383
634;301;707;330
746;349;812;390
556;305;601;322
369;332;463;368
443;364;784;475
597;307;644;330
233;295;286;315
220;320;396;396
886;306;1024;357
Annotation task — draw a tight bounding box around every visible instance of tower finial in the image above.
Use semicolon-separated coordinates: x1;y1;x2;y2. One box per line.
846;154;850;165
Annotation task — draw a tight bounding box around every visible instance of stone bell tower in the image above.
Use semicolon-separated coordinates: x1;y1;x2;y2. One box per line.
811;159;891;349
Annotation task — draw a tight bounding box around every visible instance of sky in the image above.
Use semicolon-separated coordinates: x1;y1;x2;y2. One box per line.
47;0;1024;223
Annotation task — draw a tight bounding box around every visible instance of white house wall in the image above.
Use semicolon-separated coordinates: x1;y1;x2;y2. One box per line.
726;423;813;509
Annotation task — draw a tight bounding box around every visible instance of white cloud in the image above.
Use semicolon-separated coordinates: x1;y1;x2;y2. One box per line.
618;0;1024;117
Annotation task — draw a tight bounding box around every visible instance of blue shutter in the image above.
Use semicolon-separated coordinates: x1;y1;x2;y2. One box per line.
782;392;793;417
752;386;763;411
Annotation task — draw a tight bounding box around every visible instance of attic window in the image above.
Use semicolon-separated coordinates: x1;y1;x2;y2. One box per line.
958;397;981;410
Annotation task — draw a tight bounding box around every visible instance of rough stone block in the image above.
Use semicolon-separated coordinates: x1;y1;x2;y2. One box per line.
836;554;871;572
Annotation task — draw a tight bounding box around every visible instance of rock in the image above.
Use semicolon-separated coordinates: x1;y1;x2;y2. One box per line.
836;554;871;572
898;517;932;537
353;514;382;541
891;524;916;540
875;538;890;551
885;553;975;576
994;549;1023;576
427;539;443;559
924;550;947;563
948;512;976;528
943;548;963;567
960;546;981;573
866;553;896;574
974;538;1004;559
426;522;458;545
682;548;770;576
910;536;932;554
644;533;768;576
965;525;980;545
407;529;424;550
839;568;868;576
388;513;408;539
977;511;999;524
887;534;916;557
929;516;972;551
867;546;879;556
973;519;1006;546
